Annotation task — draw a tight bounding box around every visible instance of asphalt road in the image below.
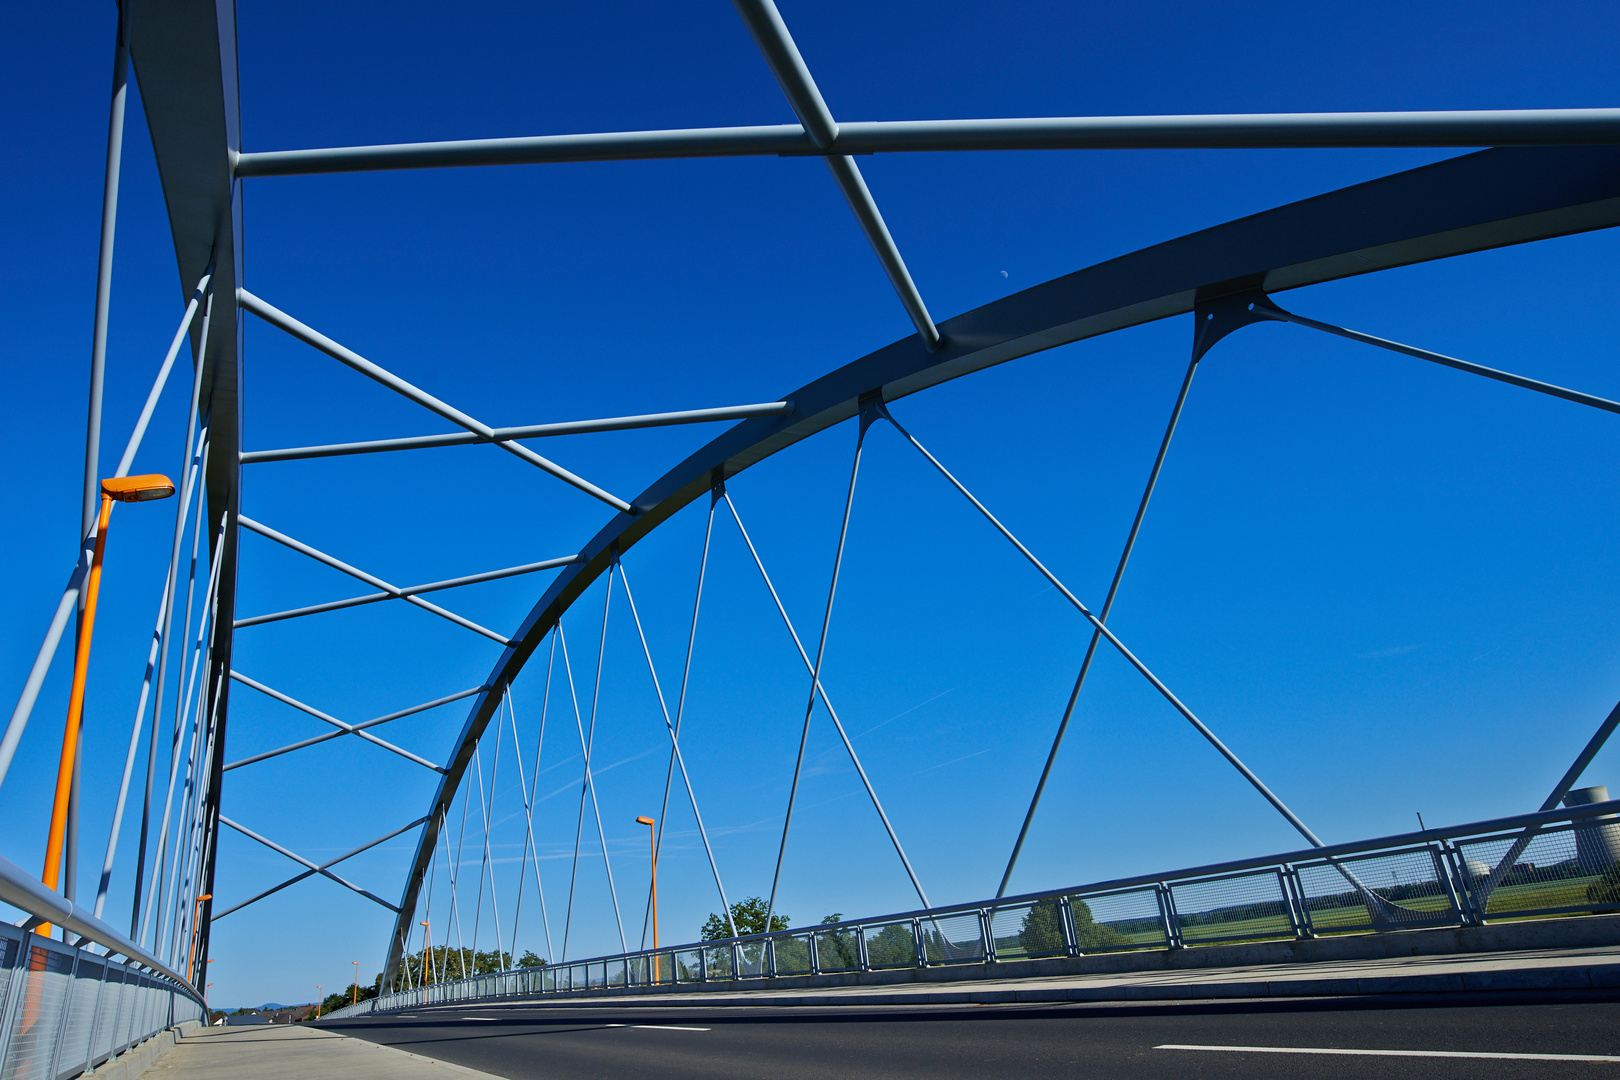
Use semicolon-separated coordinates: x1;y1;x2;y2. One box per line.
322;990;1620;1079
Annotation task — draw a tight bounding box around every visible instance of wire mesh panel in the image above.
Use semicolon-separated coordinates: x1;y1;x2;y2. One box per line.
862;921;917;970
702;946;733;980
988;903;1065;961
55;959;103;1080
111;968;135;1054
607;959;627;987
813;928;859;973
1170;869;1296;944
735;941;769;979
1294;847;1457;934
1456;820;1620;918
918;912;984;965
88;967;122;1066
3;943;75;1080
672;949;702;983
1068;889;1166;951
648;951;676;985
770;934;815;976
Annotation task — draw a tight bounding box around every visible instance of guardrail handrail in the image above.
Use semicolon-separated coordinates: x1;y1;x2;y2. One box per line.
335;797;1620;1017
0;851;201;997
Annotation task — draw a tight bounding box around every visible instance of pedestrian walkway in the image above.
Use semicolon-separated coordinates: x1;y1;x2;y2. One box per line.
139;1025;503;1080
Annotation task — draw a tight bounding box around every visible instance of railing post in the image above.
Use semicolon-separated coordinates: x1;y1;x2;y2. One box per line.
911;918;925;968
1155;884;1182;949
1440;840;1484;925
808;933;821;976
766;937;778;979
1057;895;1081;957
1280;865;1311;938
856;925;871;972
980;909;996;962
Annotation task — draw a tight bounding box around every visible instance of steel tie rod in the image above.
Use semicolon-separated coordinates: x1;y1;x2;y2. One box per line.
224;685;487;771
237;288;631;512
219;817;400;910
881;406;1327;850
234;555;583;629
236;515;511;644
1252;297;1620;415
212;815;428;920
229;670;447;773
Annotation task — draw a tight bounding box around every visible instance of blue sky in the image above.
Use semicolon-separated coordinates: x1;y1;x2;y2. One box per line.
5;0;1620;1008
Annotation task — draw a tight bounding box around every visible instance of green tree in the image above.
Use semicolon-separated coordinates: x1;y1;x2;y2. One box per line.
700;896;790;940
1588;865;1620;905
1017;902;1065;956
517;950;546;969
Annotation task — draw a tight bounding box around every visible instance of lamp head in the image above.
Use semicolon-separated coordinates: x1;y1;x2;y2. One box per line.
636;816;655;826
102;474;176;503
197;893;212;903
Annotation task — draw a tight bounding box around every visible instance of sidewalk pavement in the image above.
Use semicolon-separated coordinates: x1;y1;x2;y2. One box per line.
137;1025;503;1080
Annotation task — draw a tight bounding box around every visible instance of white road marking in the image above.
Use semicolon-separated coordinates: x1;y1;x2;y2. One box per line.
462;1017;501;1021
602;1023;709;1032
1156;1044;1620;1063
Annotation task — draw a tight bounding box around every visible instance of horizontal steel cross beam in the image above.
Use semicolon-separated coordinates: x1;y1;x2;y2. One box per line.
239;401;795;464
233;109;1620;177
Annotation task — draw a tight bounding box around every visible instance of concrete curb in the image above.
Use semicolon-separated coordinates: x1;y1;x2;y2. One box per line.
85;1021;201;1080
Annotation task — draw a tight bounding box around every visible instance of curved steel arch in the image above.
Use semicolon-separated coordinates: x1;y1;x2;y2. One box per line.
382;143;1620;978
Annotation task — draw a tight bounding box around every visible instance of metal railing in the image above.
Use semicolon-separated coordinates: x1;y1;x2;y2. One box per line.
328;799;1620;1018
0;856;207;1080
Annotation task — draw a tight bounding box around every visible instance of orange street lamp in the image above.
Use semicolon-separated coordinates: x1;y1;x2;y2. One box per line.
315;986;321;1019
419;920;432;986
636;816;658;981
38;474;175;935
352;961;360;1005
186;894;212;982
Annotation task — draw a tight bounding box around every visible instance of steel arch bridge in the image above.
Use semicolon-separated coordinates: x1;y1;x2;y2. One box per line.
7;0;1620;1004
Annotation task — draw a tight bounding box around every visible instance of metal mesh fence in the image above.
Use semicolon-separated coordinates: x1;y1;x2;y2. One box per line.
1068;888;1166;951
1456;819;1620;918
1294;847;1456;934
0;933;200;1080
989;903;1065;961
673;949;702;982
862;921;916;969
770;935;815;976
702;945;733;980
1170;869;1295;944
735;941;769;979
814;928;859;973
919;913;984;965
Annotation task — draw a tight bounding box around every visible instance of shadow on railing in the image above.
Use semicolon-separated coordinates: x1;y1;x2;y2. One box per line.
327;799;1620;1019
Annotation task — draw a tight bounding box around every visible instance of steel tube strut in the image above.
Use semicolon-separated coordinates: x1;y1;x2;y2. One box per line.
730;0;939;349
234;556;582;629
883;408;1327;849
219;817;398;910
212;816;428;920
237;515;511;644
506;680;555;964
224;685;486;771
234;109;1620;178
229;671;446;773
238;289;630;511
240;402;796;464
998;350;1203;897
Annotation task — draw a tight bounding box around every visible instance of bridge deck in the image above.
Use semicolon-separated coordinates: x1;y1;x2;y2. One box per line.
140;1024;502;1080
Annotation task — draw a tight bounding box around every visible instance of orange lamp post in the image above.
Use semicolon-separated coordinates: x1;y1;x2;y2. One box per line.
186;893;212;982
352;961;359;1005
315;986;321;1020
636;816;658;981
38;474;175;936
